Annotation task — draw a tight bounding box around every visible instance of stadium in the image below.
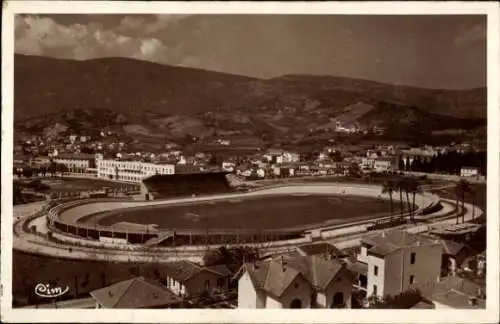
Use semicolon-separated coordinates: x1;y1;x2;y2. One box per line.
45;173;441;249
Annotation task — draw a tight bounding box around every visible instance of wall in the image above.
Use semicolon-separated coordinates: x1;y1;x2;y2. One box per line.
278;274;313;309
238;271;258;308
98;236;128;245
322;269;353;308
185;270;224;297
367;255;386;297
265;295;283;309
384;244;442;297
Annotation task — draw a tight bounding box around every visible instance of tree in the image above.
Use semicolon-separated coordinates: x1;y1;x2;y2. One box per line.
396;178;407;221
334;163;344;176
381;180;397;221
407;178;422;221
348;163;361;178
455;179;471;224
13;182;23;205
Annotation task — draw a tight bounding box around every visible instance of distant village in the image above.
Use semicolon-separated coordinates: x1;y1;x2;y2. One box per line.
14;128;486;183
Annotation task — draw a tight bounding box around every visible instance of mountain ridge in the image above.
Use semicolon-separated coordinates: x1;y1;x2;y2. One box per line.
14;54;486;146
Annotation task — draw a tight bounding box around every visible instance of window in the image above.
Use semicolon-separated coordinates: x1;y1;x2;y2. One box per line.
290;299;302;309
374;265;378;276
411;253;416;265
204;279;210;291
217;278;225;288
373;285;378;296
409;275;415;285
331;292;344;308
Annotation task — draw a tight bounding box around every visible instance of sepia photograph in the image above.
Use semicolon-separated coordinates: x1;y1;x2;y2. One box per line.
1;1;499;323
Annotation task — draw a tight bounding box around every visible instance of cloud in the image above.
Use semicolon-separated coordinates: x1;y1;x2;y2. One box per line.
454;23;486;45
14;14;173;63
118;14;191;35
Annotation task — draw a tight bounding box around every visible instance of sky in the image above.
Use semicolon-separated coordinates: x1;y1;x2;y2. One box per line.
14;14;487;90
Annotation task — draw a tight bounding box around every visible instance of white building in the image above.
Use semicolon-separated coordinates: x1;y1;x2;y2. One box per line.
237;255;354;309
460;167;479;178
222;161;236;172
96;155;175;183
53;154;96;173
357;231;442;299
360;157;375;170
263;149;300;164
373;158;393;173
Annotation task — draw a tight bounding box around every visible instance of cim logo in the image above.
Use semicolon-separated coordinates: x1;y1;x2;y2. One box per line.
34;283;69;298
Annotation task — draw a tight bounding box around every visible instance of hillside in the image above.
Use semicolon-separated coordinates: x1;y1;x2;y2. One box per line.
14;54;486;146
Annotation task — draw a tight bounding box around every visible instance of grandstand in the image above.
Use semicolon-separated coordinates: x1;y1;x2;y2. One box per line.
140;172;233;200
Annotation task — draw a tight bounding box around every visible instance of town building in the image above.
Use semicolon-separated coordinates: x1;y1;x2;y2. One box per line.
460;166;480;178
357;231;443;298
96;155;175;183
263;149;300;164
440;240;473;277
236;255;355;309
90;277;182;308
53;153;96;172
158;261;232;297
373;157;394;173
360;157;375;171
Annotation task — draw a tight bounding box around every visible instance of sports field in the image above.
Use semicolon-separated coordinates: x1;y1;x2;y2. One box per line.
81;194;402;231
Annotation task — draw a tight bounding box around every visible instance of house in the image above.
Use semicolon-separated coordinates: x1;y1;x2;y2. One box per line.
410;276;485;309
440;240;473;277
460;166;479;178
90;277;182;308
373;158;393;173
360;157;375;171
158;261;231;297
236;255;355;309
357;230;443;298
263;149;300;164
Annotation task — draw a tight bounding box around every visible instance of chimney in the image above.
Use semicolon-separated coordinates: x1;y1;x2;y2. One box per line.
280;256;286;272
381;231;386;238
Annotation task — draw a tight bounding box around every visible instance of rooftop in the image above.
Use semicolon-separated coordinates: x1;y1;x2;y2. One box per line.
243;255;353;298
90;277;181;308
361;231;440;257
158;261;228;284
297;242;347;258
409;275;485;309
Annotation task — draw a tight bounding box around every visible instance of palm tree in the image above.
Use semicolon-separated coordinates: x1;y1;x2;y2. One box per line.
381;180;397;221
455;179;471;224
407;179;422;221
470;190;476;221
396;178;409;221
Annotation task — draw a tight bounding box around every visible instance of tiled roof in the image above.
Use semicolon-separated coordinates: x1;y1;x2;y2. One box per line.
409;276;485;309
411;300;435;309
362;231;439;257
244;255;352;298
90;277;181;308
430;290;485;309
159;261;226;283
441;240;468;256
159;261;205;283
297;242;347;258
207;264;233;277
